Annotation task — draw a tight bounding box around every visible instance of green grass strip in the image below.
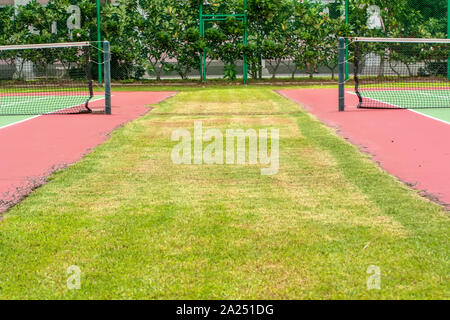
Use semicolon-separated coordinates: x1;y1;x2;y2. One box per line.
0;87;448;299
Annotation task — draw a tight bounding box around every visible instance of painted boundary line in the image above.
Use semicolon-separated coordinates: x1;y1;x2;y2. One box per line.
347;91;450;125
0;96;108;130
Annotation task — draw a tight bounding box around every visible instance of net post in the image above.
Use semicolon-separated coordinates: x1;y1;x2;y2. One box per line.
103;41;112;115
338;37;346;112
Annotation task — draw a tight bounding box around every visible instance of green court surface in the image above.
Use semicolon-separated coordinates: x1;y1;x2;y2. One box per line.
0;95;104;129
0;114;33;129
415;108;450;123
360;90;450;123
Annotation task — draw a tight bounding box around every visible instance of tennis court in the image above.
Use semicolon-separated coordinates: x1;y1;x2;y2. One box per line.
0;95;106;129
341;38;450;123
360;89;450;108
408;108;450;124
355;90;450;123
0;95;92;114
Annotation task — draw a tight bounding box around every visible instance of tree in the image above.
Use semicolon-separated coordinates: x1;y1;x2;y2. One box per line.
409;0;447;37
215;16;246;80
0;5;25;46
259;1;295;79
99;1;145;80
0;6;23;79
173;27;204;80
319;7;349;80
120;0;179;81
200;1;248;81
262;37;292;79
247;0;291;79
291;1;330;79
346;0;433;78
1;0;439;82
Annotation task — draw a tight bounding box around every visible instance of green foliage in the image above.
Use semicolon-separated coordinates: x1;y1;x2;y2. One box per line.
173;27;204;80
0;0;447;81
223;64;237;80
409;0;447;36
243;42;261;79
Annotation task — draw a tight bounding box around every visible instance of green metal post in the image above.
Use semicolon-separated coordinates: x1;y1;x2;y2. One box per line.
103;41;111;115
338;37;346;112
448;0;450;80
200;3;204;83
345;0;349;81
199;1;248;84
243;0;248;84
96;0;102;83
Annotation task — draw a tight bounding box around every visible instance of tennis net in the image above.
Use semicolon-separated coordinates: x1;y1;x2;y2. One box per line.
352;37;450;109
0;42;97;115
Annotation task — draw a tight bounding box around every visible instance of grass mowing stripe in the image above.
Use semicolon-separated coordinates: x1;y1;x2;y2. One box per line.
0;87;448;299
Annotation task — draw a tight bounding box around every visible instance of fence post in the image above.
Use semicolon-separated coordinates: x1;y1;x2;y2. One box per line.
338;37;346;112
345;0;349;81
96;0;102;83
103;41;112;115
447;0;450;79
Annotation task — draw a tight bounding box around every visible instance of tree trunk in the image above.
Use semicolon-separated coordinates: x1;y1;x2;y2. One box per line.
155;64;162;81
257;36;263;79
306;62;313;79
291;64;298;79
405;64;413;77
272;60;282;79
258;56;263;79
378;55;385;78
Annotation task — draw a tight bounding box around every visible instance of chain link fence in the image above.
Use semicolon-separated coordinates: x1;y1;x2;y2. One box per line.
0;0;448;82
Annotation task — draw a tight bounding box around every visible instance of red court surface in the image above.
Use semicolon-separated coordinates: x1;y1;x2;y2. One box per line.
0;91;176;211
279;88;450;208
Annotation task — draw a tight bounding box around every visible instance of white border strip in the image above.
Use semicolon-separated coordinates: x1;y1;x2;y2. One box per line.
0;115;40;130
0;42;91;51
352;37;450;44
408;109;450;125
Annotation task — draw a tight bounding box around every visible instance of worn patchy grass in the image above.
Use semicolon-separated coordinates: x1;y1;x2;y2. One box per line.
0;87;448;299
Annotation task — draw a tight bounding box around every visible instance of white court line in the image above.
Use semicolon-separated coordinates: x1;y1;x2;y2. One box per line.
416;91;450;100
407;109;450;125
354;90;450;100
347;91;450;125
1;96;53;107
0;115;40;130
0;96;108;130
